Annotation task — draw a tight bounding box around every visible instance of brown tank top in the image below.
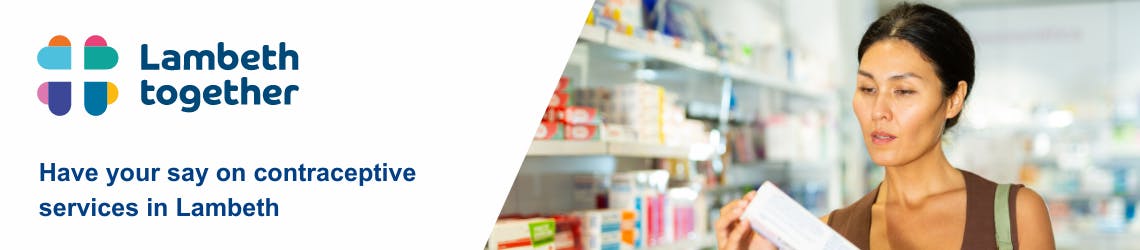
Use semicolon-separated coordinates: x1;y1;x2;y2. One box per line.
826;169;1022;250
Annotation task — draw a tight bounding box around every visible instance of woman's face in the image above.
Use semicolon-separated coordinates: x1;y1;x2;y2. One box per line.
854;39;961;167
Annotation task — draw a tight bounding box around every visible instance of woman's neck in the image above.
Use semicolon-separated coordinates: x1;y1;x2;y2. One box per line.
879;143;963;208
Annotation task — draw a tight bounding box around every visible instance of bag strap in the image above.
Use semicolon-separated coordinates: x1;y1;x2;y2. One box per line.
994;183;1014;250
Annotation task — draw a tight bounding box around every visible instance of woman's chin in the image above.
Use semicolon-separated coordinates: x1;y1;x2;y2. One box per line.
869;152;907;167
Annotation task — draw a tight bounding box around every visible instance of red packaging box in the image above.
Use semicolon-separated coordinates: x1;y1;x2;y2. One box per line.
552;215;582;250
557;76;570;92
549;91;568;108
536;121;563;140
562;106;598;125
543;108;563;122
564;124;599;141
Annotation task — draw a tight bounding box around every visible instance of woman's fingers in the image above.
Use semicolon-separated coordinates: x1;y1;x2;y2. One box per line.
742;191;757;203
716;192;760;250
715;200;741;249
747;231;778;250
716;219;728;250
717;201;746;230
726;219;752;249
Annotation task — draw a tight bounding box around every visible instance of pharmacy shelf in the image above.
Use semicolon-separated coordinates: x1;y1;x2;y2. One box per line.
580;25;718;73
1107;144;1140;161
1054;230;1140;250
527;140;717;161
645;142;714;161
526;140;608;156
578;25;830;100
647;234;717;250
724;64;831;99
578;24;607;44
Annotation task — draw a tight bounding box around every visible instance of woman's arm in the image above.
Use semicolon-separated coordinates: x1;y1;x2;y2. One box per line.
1015;187;1055;249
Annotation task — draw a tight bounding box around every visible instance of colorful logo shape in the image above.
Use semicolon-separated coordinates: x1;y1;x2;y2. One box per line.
84;35;118;70
36;35;119;116
37;35;71;69
37;81;71;116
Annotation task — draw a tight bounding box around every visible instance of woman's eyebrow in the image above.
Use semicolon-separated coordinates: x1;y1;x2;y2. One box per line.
888;72;923;81
857;70;923;82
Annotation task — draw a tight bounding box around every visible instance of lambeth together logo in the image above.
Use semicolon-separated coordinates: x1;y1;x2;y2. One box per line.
36;35;119;116
36;35;301;115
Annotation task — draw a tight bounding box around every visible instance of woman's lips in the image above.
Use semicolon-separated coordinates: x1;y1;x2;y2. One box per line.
871;131;897;145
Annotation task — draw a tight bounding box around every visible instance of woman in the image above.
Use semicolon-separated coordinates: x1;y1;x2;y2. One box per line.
715;3;1055;250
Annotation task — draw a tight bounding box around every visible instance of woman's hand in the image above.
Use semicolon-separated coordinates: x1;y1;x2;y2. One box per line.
715;191;777;250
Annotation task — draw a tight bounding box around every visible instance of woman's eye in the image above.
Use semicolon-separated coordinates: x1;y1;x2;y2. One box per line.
895;89;916;95
859;87;876;94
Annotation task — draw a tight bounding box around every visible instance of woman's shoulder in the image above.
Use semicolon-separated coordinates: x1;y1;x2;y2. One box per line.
958;168;1055;248
1013;185;1054;249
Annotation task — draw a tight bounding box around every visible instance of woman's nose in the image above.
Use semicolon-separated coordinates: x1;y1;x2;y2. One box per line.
873;95;892;121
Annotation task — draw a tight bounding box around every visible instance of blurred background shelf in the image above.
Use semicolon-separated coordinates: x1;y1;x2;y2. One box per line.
527;140;717;161
576;24;830;100
578;24;719;74
645;233;717;250
526;140;609;156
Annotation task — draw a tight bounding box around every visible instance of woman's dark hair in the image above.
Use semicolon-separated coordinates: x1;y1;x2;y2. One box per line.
858;3;975;131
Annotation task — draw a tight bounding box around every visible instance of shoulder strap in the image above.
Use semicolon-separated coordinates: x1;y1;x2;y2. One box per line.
994;183;1014;250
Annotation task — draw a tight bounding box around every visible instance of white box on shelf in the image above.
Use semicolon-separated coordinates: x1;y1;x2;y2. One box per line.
488;218;558;250
575;209;628;250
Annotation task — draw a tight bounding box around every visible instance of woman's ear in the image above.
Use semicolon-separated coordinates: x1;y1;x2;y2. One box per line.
945;81;968;119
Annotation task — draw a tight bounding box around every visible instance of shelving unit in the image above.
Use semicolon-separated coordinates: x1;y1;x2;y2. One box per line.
505;5;842;250
645;234;717;250
526;140;609;156
576;25;831;100
527;140;717;161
